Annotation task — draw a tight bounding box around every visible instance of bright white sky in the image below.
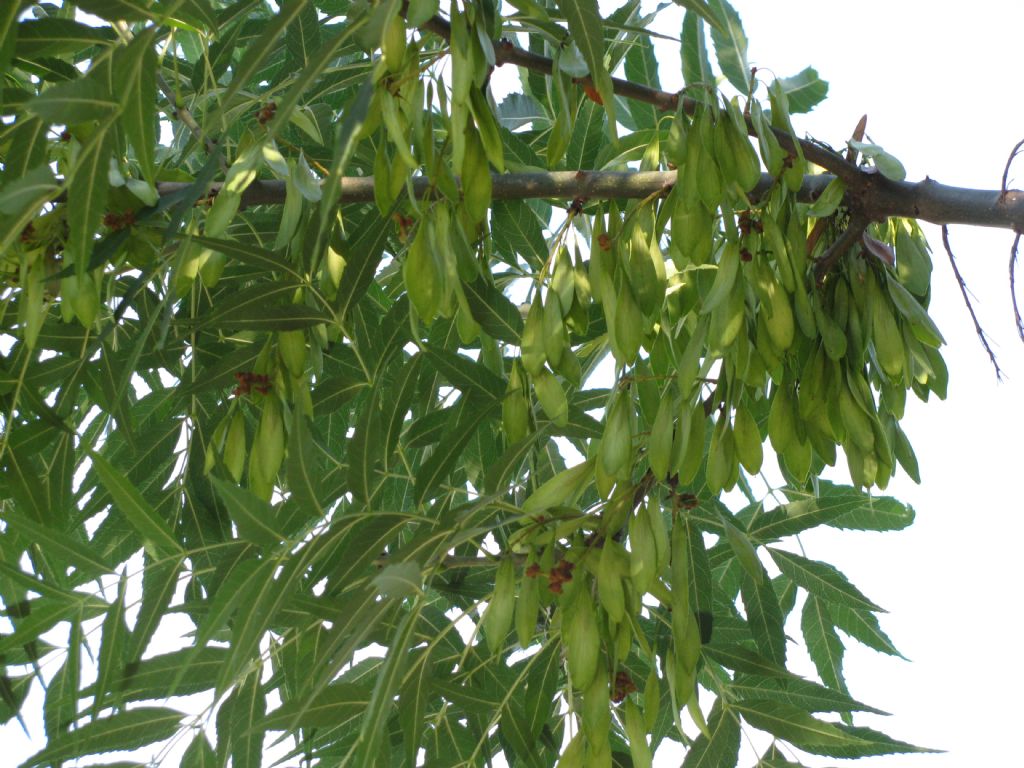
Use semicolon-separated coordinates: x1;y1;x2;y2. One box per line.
3;1;1023;766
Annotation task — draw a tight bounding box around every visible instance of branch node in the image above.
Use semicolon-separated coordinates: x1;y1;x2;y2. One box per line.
1000;138;1024;201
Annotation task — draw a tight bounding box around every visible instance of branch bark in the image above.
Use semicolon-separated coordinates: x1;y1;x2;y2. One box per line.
155;170;1024;231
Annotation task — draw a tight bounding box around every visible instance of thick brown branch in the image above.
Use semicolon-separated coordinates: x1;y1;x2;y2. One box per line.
150;171;1024;233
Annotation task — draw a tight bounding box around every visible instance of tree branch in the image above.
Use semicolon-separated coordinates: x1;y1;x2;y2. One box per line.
156;73;222;161
418;13;862;185
942;225;1002;378
1011;233;1024;343
150;170;1024;232
813;213;868;284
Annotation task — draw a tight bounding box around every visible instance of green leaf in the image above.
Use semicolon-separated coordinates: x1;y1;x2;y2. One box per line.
847;140;907;181
19;707;183;768
800;595;847;695
828;603;905;658
796;723;940;758
732;699;866;748
315;75;374;248
777;67;829;114
739;568;786;666
372;561;423;600
333;210;392;323
521;640;560;738
381;353;423;464
66;128;114;270
214;0;310;120
185;559;260;668
398;646;434;766
126;556;182;664
352;599;423;765
624;36;660;130
211;477;288;548
74;0;157;22
0;1;25;74
348;383;384;503
112;29;157;183
672;0;721;30
93;572;129;715
557;0;617;138
704;644;797;680
181;732;218;768
708;0;750;93
90;452;184;558
823;484;916;531
0;166;59;252
286;413;325;517
749;482;914;540
1;117;48;182
491;200;548;270
770;548;883;612
28;76;119;124
728;675;885;715
270;8;357;136
484;422;554;495
0;673;32;732
463;277;525;343
14;19;113;59
259;682;371;729
228;666;265;768
681;703;740;768
424;348;506;400
284;0;321;68
1;508;113;578
43;618;81;737
116;647;229;701
414;394;499;504
682;10;715;88
191;282;333;331
160;0;218;30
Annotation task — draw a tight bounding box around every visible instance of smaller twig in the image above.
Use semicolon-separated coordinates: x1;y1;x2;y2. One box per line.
844;114;868;164
373;553;527;570
809;116;868;255
1010;232;1024;344
156;73;222;162
1000;138;1024;201
942;225;1002;379
813;213;869;284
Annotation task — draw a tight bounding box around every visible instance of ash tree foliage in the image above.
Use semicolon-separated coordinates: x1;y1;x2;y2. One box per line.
6;0;1019;765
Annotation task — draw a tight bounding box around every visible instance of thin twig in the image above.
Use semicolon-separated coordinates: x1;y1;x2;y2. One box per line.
156;73;223;162
418;14;861;185
942;225;1003;379
809;115;867;253
1011;232;1024;344
813;213;869;284
1000;138;1024;200
844;114;868;164
113;19;222;165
